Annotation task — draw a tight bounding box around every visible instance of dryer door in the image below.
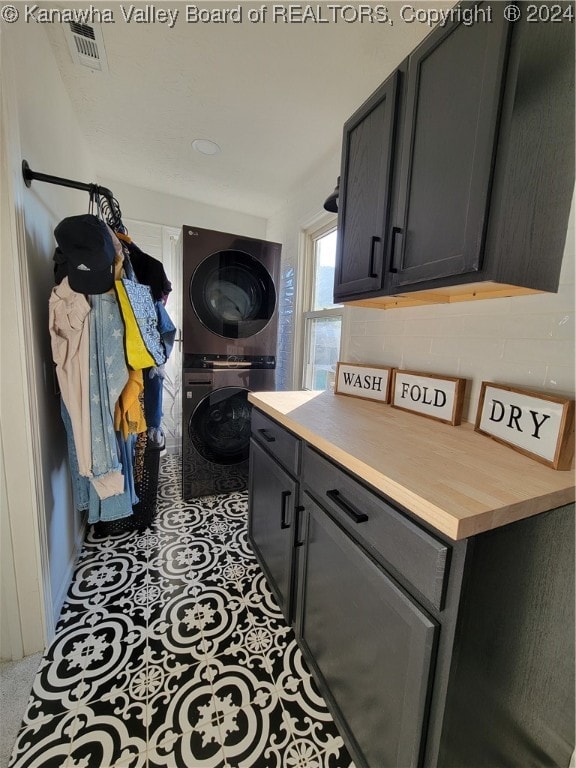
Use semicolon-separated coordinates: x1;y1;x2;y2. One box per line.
190;250;276;339
189;386;251;465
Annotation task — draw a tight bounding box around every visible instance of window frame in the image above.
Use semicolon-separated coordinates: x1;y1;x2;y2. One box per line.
295;215;343;391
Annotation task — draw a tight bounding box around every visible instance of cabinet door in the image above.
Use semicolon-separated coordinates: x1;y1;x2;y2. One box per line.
334;72;398;300
296;494;437;768
248;438;297;622
390;6;510;288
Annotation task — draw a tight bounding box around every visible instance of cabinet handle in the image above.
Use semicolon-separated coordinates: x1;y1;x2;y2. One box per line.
389;227;403;273
280;490;292;529
326;489;368;524
369;235;381;279
258;428;275;443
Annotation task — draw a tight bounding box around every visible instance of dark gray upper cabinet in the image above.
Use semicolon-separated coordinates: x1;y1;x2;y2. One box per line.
389;10;509;288
333;72;398;300
334;2;575;306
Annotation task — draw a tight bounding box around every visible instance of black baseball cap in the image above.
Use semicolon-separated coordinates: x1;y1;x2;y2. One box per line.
54;214;115;294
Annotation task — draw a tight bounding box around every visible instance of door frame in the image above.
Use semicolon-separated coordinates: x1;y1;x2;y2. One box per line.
0;31;50;658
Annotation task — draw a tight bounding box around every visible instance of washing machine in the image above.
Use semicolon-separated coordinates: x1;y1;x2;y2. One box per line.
182;366;275;499
181;226;281;366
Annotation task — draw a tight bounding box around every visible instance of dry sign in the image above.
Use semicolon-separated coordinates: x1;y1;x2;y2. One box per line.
335;362;393;403
391;370;466;425
475;383;575;470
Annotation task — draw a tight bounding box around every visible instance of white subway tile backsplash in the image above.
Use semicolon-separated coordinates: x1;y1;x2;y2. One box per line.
518;283;575;313
550;313;575;339
503;338;573;366
349;321;367;336
496;313;556;339
457;337;506;361
457;314;515;339
381;336;405;366
544;365;576;396
363;319;390;338
347;335;387;364
365;316;406;338
404;316;459;338
559;250;575;285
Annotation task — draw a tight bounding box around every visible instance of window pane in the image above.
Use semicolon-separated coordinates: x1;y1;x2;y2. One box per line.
313;229;339;311
304;316;342;390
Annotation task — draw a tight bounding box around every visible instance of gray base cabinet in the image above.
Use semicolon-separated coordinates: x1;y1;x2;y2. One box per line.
297;492;436;768
248;410;301;623
248;411;575;767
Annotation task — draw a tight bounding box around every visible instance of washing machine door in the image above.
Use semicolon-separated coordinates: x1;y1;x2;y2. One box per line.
189;386;251;465
190;250;276;339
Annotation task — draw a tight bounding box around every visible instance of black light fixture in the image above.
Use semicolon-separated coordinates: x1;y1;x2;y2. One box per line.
323;176;340;213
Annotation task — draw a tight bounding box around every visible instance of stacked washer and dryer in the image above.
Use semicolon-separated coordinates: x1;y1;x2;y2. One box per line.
181;226;281;499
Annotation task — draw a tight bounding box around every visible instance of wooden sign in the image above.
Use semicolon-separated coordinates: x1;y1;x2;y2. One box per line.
335;362;392;403
475;383;575;470
391;369;466;426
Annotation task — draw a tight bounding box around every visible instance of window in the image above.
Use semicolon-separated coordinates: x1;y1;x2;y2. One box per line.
301;224;342;390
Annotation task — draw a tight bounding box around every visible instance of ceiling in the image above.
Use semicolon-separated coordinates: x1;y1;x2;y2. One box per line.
45;2;454;218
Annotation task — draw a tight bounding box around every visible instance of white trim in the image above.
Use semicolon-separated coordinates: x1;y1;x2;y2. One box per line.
295;216;341;390
52;519;87;622
292;211;338;389
1;30;50;655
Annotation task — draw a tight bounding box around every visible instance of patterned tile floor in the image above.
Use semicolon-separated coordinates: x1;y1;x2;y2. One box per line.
9;455;355;768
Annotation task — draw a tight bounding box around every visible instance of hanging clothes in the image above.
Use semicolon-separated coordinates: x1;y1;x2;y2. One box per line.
49;277;92;478
120;237;173;304
115;369;146;438
143;300;177;448
49;201;173;530
88;293;129;499
61;399;135;524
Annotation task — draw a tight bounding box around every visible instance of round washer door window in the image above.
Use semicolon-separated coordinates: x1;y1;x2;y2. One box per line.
190;250;276;339
189;387;251;465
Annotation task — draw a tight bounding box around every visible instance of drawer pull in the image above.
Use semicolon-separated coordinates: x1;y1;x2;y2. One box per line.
326;489;368;524
258;428;276;443
281;490;292;529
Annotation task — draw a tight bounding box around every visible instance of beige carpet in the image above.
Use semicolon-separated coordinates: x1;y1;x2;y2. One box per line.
0;653;42;768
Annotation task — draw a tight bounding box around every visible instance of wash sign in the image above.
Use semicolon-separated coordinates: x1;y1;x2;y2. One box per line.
335;363;392;403
475;383;575;470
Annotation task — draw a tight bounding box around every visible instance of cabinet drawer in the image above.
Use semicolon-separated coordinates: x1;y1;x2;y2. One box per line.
251;409;300;477
302;446;449;609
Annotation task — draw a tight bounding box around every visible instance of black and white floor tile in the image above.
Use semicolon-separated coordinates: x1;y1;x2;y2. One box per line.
9;455;355;768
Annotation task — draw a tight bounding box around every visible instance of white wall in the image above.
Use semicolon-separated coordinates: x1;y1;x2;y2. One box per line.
98;177;267;239
266;151;341;389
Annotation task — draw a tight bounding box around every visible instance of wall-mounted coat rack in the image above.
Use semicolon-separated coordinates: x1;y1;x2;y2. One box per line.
22;159;125;231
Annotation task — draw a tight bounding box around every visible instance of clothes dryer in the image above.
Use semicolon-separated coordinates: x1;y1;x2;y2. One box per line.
182;366;275;499
181;226;281;366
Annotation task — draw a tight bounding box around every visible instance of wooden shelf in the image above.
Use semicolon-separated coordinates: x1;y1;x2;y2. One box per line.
343;282;543;310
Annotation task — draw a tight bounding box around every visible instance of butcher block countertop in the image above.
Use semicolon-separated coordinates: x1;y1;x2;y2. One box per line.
248;390;575;541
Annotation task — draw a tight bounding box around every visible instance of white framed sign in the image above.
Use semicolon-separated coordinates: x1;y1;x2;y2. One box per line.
391;369;466;426
334;362;393;403
475;383;575;470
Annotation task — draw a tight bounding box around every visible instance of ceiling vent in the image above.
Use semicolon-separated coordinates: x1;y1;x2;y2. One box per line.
64;22;109;73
